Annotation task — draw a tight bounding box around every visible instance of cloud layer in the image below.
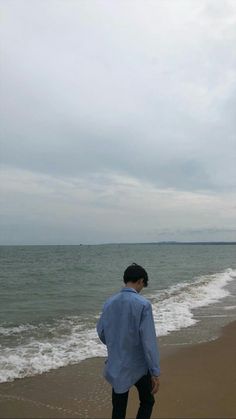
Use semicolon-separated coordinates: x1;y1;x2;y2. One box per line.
1;0;236;243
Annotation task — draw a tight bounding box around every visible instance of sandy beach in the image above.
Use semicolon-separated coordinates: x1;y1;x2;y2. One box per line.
0;320;235;418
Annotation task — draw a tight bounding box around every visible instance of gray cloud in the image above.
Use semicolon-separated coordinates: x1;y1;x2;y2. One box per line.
0;0;236;243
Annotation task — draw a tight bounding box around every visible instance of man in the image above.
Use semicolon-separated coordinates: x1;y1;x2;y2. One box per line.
97;263;160;419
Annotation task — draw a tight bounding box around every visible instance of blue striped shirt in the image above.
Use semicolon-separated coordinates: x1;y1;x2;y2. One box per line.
97;287;160;393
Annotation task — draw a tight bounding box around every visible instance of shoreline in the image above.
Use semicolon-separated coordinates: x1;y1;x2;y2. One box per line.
0;320;236;418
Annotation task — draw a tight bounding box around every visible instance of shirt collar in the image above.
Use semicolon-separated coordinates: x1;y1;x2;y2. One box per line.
121;287;138;294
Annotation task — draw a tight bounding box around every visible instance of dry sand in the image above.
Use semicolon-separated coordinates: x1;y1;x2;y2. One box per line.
0;321;235;418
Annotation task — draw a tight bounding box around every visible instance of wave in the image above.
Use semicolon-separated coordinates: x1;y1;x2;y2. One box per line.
0;324;38;336
151;268;236;336
0;268;235;383
0;319;106;383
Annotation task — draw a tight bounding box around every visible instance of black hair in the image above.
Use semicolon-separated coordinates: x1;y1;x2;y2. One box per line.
123;263;148;287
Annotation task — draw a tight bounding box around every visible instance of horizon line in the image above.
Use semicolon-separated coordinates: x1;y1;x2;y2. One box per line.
1;241;236;246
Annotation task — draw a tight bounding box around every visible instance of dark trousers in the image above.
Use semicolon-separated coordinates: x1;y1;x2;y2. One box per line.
112;373;155;419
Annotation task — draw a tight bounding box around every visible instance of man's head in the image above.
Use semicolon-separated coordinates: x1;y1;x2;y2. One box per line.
123;263;148;292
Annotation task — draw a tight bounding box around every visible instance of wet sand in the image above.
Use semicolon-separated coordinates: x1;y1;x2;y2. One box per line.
0;321;235;418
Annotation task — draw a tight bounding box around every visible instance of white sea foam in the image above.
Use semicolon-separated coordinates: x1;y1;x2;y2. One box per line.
0;324;37;336
0;322;107;383
0;268;235;383
151;268;236;336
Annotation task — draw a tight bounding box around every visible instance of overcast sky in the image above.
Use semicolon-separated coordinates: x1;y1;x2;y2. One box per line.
1;0;236;244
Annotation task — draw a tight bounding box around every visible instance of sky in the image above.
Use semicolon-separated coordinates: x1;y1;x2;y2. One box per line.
0;0;236;244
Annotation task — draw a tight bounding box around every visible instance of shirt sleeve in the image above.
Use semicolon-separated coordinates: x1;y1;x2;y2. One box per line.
139;302;160;377
96;311;106;345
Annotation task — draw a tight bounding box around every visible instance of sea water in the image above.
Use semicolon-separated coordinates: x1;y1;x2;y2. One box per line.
0;243;236;383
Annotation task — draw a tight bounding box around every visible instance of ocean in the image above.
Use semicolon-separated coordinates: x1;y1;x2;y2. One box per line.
0;243;236;384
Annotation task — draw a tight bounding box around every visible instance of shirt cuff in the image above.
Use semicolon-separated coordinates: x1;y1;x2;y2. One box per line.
149;367;160;376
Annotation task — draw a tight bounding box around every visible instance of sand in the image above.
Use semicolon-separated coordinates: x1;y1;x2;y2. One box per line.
0;321;236;418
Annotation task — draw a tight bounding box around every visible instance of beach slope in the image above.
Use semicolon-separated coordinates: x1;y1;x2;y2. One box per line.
0;321;235;418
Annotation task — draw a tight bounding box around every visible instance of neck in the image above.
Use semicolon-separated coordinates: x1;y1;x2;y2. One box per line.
125;282;140;293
